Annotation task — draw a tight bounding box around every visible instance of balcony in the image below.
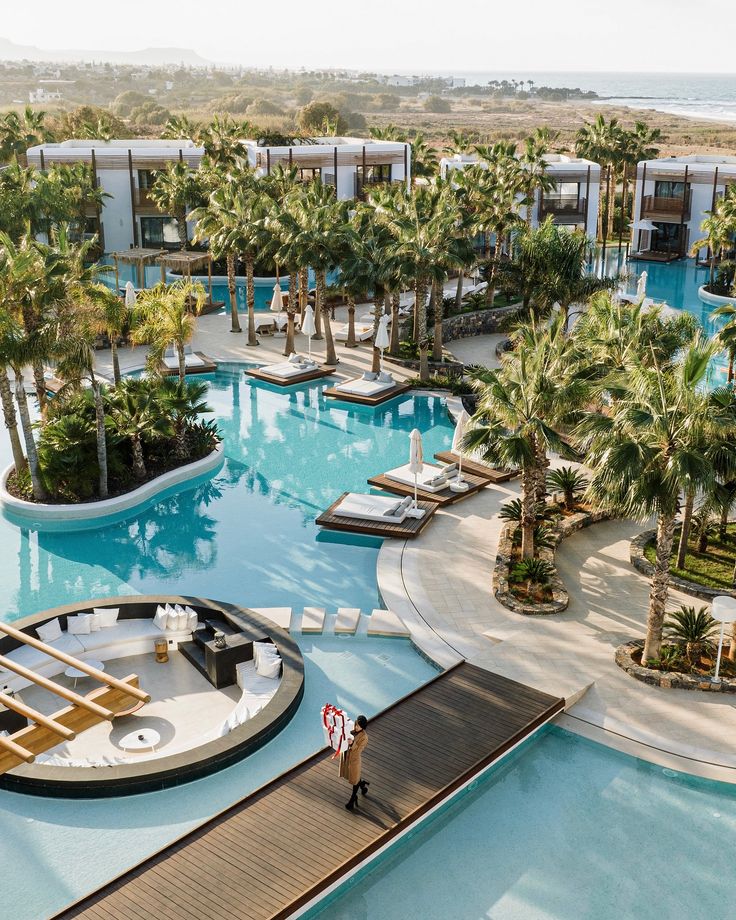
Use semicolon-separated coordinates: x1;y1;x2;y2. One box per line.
641;192;691;222
538;196;587;225
133;188;162;212
355;176;403;201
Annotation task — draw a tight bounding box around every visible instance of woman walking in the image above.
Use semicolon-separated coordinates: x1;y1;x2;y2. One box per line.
340;714;369;811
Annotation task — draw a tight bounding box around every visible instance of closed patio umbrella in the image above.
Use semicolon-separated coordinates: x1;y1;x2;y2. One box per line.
270;281;285;335
451;408;471;480
124;281;137;308
409;428;424;512
375;314;390;371
636;270;648;300
301;304;316;359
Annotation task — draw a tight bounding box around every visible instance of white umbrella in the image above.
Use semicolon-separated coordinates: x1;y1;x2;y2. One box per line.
409;428;424;512
301;304;316;359
636;270;648;300
374;314;390;371
632;219;658;233
270;281;285;334
124;281;136;308
451;408;471;480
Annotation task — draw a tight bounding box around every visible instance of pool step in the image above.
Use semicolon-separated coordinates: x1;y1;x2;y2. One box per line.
251;606;410;639
367;609;411;639
301;607;326;634
179;640;208;682
335;608;361;635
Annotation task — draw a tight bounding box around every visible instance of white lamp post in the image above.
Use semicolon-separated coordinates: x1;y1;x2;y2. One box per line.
711;596;736;682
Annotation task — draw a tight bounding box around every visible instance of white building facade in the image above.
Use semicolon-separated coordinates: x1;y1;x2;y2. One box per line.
440;152;601;240
26;136;411;254
630;155;736;261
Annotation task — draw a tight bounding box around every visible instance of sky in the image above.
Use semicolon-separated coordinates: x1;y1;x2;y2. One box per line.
2;0;733;73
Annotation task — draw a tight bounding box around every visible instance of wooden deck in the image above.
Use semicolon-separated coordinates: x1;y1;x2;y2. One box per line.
315;492;438;538
367;470;489;505
160;353;217;376
323;382;412;406
55;663;563;920
434;451;518;484
245;365;334;387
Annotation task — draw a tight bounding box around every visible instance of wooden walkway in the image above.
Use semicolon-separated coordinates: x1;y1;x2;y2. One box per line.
55;664;563;920
315;492;439;538
367;470;489;505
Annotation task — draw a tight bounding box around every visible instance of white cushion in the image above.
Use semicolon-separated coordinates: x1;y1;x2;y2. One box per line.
166;610;180;631
94;608;119;628
67;614;92;635
377;371;394;384
256;653;281;679
361;371;378;381
89;612;102;631
185;609;198;631
4;632;85;673
37;618;62;644
153;606;168;631
253;640;277;669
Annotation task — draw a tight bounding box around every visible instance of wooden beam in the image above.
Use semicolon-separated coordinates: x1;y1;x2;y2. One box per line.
0;734;34;764
0;655;113;720
0;691;75;741
0;622;149;702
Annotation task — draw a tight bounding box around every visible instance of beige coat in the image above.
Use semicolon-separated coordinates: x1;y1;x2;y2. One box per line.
339;728;368;785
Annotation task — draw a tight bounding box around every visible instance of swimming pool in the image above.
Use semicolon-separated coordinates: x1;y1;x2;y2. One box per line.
0;364;453;621
312;725;736;920
0;635;438;920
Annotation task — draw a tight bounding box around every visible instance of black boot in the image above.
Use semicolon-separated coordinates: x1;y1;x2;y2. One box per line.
360;780;370;797
345;795;357;811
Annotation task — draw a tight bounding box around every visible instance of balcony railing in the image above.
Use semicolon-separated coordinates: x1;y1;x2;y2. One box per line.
641;193;691;221
538;196;587;223
355;176;403;200
133;188;161;211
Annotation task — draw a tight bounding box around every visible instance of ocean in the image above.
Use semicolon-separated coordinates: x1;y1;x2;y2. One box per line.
433;71;736;124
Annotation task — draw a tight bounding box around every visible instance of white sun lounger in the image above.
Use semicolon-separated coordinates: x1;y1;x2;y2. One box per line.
333;493;413;523
335;323;374;342
162;353;207;370
257;360;319;379
334;376;395;397
385;461;459;493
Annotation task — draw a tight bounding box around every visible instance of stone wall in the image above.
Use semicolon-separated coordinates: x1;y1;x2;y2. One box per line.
630;529;736;602
441;306;519;343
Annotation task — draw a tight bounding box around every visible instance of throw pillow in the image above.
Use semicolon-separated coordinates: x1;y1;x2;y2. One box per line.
37;618;62;644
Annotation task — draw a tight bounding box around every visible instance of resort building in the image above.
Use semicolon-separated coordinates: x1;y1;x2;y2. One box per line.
26;135;411;254
630;154;736;261
440;152;601;239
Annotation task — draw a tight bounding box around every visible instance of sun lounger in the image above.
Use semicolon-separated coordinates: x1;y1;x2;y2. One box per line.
334;372;395;397
333;493;414;523
335;323;374;342
257;360;319;379
162;353;207;370
385;461;460;493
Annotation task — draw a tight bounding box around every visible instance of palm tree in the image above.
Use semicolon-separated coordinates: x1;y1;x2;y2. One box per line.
86;283;128;384
577;334;735;662
107;379;173;480
0;308;28;473
713;305;736;383
0;107;52;165
691;209;736;288
518;131;556;228
149;161;203;250
575;114;622;241
620;122;661;241
131;280;205;382
189;177;243;334
161;115;201;141
158;377;211;459
465;315;574;558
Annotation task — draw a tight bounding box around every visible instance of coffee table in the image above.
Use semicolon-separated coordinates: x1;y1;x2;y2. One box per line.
119;728;160;753
64;659;104;688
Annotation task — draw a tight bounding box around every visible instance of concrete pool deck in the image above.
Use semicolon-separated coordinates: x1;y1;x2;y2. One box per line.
93;314;736;782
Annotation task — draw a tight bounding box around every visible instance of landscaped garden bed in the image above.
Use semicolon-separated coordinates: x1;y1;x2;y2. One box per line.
616;639;736;693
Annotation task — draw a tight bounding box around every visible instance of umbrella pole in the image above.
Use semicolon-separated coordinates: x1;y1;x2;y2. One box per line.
414;474;418;510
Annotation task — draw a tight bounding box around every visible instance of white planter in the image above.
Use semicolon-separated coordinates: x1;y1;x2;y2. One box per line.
0;444;224;523
698;285;736;309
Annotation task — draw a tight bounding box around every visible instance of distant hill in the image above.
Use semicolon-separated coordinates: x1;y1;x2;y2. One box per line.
0;36;211;66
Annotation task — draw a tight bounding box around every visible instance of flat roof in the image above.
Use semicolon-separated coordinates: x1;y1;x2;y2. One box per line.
641;154;736;171
27;139;204;154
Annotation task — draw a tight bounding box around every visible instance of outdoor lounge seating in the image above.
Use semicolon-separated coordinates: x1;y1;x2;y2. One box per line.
335;323;374;342
161;345;216;375
333;372;396;398
384;461;460;493
245;354;332;386
332;492;414;523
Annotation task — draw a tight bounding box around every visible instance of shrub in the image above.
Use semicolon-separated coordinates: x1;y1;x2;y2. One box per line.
664;605;718;665
546;466;589;512
423;95;451;113
510;558;555;586
710;261;736;297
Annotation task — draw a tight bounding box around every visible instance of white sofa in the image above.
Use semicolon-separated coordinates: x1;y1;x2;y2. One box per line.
0;617;194;693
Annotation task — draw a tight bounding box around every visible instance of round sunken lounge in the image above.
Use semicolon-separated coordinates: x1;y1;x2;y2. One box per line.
0;596;304;797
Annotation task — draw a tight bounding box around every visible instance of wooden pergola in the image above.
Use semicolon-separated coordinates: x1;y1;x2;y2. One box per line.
111;248;166;290
158;251;224;312
0;621;149;776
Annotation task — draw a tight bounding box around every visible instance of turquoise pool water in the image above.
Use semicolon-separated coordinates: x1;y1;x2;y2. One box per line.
0;636;438;920
314;726;736;920
0;364;453;621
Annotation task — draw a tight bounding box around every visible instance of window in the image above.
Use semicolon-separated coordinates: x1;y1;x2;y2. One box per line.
357;164;392;184
546;182;579;203
298;168;322;182
654;180;685;200
138;170;157;189
140;217;180;250
652;221;683;252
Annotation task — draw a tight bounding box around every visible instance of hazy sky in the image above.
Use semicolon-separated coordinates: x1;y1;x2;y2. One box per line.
3;0;732;73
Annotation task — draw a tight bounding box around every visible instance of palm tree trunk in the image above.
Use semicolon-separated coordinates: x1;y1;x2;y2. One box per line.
642;511;677;662
728;350;735;384
177;341;186;383
345;297;357;348
131;434;146;480
389;292;400;357
729;622;736;662
284;267;298;356
318;270;337;366
676;490;695;569
111;341;121;385
432;278;444;363
245;256;258;347
520;465;536;560
226;253;242;334
91;377;108;498
13;367;46;500
33;362;47;419
416;277;430;384
177;207;188;250
0;365;26;473
720;502;729;540
298;267;309;325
